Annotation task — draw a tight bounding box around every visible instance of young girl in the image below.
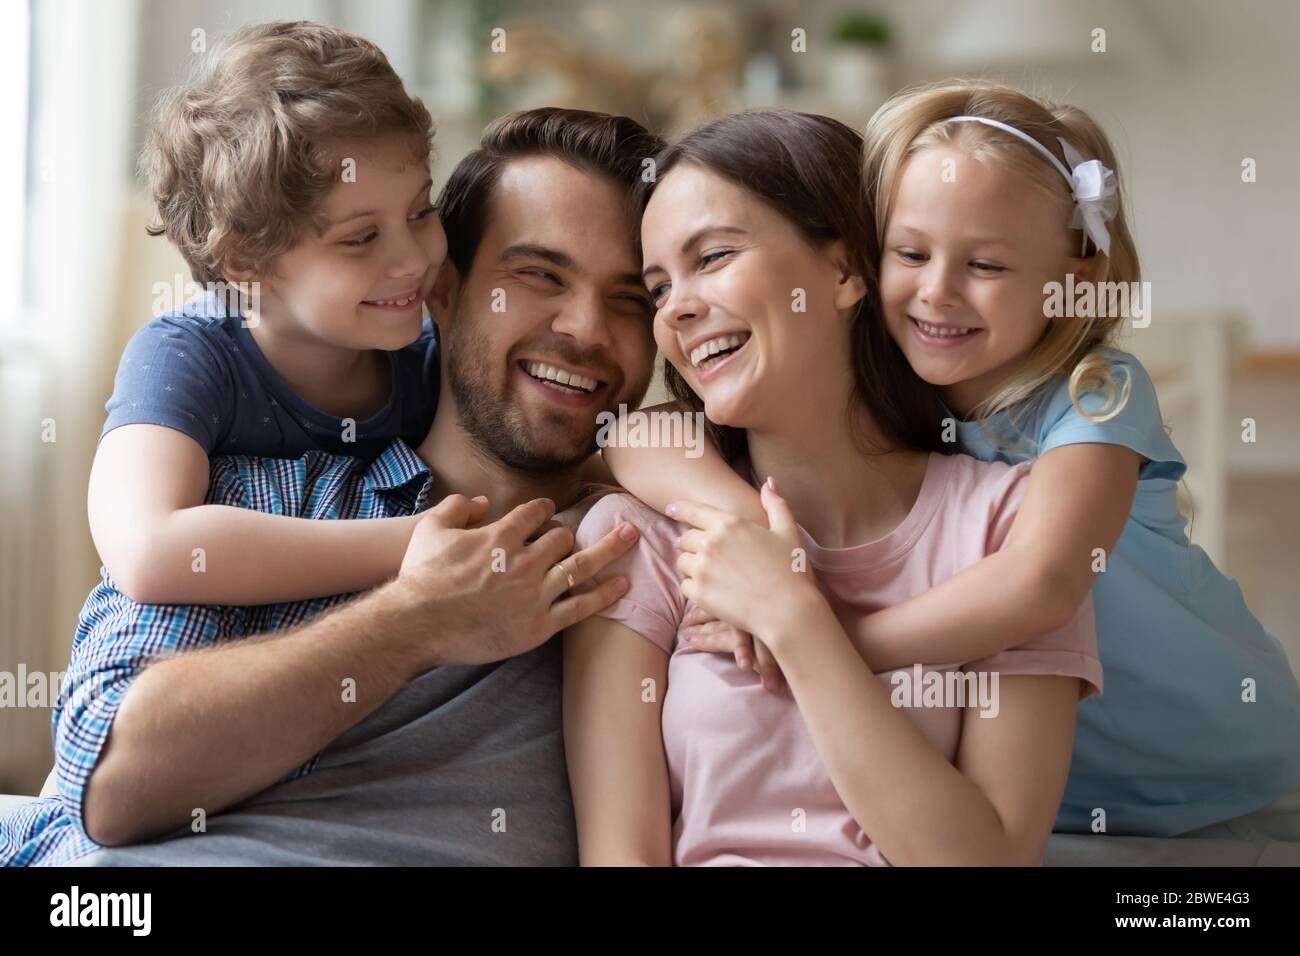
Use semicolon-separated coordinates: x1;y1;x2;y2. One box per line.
93;21;451;607
602;81;1300;838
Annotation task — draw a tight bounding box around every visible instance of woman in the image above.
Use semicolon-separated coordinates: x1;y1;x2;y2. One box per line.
563;110;1102;866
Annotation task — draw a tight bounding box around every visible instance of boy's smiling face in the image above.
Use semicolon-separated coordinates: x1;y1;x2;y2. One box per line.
241;134;448;353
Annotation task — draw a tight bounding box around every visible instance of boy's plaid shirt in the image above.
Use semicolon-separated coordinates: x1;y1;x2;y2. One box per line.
0;440;433;866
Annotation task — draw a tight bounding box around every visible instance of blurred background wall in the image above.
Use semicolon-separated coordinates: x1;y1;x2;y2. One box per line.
2;0;1298;793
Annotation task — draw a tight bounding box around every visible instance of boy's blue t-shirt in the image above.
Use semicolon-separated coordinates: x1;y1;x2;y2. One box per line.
102;291;440;460
950;347;1300;836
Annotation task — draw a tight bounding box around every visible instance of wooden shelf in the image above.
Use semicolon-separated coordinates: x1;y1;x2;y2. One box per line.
1242;352;1300;379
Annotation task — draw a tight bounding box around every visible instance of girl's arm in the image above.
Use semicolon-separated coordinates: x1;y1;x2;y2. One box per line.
672;485;1085;864
89;424;420;606
850;443;1140;671
767;592;1079;865
651;439;1138;676
601;403;768;526
563;616;673;866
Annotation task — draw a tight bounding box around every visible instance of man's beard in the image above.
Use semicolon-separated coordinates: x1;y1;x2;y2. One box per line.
447;319;605;474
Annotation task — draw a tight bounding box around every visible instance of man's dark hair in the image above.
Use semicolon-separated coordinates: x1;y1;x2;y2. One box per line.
436;107;665;277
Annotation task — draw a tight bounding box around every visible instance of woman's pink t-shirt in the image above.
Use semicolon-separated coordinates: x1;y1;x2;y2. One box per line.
573;451;1102;866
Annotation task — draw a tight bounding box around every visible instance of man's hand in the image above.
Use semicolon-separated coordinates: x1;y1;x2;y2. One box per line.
397;494;639;667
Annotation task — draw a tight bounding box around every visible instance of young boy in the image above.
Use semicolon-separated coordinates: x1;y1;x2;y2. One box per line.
93;20;447;604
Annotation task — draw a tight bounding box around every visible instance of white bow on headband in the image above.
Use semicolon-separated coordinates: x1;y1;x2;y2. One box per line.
946;115;1119;257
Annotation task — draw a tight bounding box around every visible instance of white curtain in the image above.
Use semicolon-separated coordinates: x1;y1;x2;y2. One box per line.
0;0;141;793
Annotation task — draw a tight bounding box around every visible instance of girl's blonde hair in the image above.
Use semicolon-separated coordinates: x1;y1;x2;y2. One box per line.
864;79;1141;426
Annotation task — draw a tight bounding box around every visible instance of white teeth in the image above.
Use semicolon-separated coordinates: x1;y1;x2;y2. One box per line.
524;361;599;393
915;319;974;338
689;333;750;369
367;294;416;307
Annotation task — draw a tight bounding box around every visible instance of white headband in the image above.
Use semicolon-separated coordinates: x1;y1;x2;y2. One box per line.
946;115;1119;257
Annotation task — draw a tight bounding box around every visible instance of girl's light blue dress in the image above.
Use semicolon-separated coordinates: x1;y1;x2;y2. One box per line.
950;348;1300;836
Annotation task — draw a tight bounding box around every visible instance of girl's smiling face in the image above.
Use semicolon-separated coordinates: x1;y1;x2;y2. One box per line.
879;146;1086;415
641;162;864;430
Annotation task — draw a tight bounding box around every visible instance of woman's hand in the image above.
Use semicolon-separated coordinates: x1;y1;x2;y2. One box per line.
668;477;825;658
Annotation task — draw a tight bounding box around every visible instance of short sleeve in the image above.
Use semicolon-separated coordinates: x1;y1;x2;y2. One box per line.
964;595;1103;701
571;493;687;655
53;586;240;835
1036;349;1185;482
102;315;234;454
970;461;1103;700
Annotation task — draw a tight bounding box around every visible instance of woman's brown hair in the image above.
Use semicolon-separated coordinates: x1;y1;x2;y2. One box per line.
638;110;945;464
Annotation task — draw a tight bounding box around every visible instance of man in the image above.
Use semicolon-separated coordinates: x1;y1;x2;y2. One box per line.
0;108;663;866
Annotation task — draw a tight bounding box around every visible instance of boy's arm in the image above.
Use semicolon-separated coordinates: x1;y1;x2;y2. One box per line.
601;403;767;525
851;444;1140;671
83;494;640;847
89;424;419;606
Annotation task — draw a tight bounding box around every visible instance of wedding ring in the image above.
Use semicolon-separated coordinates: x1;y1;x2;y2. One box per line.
555;561;576;590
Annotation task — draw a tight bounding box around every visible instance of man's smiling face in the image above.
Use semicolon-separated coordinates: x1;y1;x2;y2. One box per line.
434;155;656;472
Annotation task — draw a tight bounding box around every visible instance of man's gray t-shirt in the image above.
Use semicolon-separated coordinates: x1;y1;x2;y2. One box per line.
73;639;575;866
41;445;609;868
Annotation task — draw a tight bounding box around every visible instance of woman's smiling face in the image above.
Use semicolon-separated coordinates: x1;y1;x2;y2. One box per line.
640;162;864;430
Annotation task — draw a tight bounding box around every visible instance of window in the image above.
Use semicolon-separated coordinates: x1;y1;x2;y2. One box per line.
0;0;31;332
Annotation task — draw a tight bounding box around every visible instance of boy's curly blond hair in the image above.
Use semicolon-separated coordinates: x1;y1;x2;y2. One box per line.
140;20;435;284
